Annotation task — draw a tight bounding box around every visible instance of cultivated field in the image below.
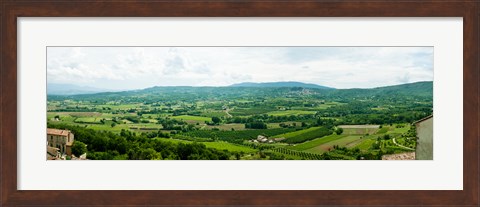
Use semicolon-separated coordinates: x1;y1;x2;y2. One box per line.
47;82;430;160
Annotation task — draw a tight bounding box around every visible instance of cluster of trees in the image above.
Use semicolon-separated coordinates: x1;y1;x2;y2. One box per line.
48;123;235;160
47;82;431;160
183;128;296;144
314;118;336;129
316;101;431;125
397;125;417;149
323;146;382;160
157;118;188;130
205;116;222;125
279;122;300;128
124;116;149;124
49;82;432;131
370;132;414;155
49;105;97;112
71;141;87;157
245;122;267;129
335;127;344;135
225;114;316;124
142;130;171;138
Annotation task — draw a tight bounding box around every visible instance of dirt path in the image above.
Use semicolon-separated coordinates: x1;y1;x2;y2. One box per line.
225;107;233;118
392;138;414;150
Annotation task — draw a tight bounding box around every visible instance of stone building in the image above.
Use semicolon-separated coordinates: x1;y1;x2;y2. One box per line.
47;128;74;156
414;115;433;160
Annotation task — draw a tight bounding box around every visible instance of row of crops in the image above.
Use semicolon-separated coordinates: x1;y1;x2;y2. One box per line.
181;128;297;143
281;127;333;144
240;142;325;160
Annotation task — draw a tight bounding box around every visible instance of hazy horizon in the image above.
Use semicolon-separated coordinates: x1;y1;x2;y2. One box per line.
48;80;433;92
47;47;433;90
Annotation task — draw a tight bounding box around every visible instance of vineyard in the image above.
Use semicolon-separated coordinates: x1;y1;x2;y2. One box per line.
181;128;297;143
239;142;325;160
268;147;324;160
280;127;333;144
47;81;431;160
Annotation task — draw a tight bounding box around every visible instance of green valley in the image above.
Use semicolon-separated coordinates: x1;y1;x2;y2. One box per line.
47;81;432;160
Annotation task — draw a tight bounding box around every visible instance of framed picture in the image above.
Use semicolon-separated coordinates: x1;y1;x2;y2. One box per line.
1;1;478;206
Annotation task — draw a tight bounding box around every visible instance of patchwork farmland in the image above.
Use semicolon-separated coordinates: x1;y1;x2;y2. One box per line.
47;81;431;160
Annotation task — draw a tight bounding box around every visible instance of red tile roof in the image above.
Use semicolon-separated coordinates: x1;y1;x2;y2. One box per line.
47;128;70;136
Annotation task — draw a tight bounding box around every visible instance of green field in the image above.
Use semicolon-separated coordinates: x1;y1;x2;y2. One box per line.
141;113;167;119
127;123;162;130
286;124;405;154
182;128;296;143
273;126;332;144
386;124;411;134
203;142;257;153
228;107;275;116
305;135;363;154
266;122;301;129
273;127;322;138
170;115;212;123
158;139;256;154
75;117;101;123
47;113;76;122
47;81;431;160
204;123;246;131
84;124;131;132
200;110;227;118
287;134;347;151
354;138;377;150
49;111;103;117
96;103;144;110
266;110;317;116
339;125;379;135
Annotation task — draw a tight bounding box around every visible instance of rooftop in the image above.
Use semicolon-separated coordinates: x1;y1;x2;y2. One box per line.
413;114;433;124
47;128;71;137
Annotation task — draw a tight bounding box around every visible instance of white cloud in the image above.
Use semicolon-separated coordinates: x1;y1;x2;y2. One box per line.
47;47;433;89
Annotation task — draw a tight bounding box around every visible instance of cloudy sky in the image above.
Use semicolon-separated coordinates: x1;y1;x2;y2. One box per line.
47;47;433;90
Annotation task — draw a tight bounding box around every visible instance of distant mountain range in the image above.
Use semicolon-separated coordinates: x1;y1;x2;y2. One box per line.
228;81;334;89
47;81;433;96
372;81;433;96
47;83;111;95
372;81;432;91
329;81;433;97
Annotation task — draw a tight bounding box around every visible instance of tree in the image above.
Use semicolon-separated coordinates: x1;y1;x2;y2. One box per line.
72;141;87;156
383;134;391;140
335;127;344;135
111;122;116;127
211;116;221;125
316;118;323;126
245;122;267;129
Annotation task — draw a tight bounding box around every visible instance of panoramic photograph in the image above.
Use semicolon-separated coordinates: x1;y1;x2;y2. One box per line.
46;47;433;160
